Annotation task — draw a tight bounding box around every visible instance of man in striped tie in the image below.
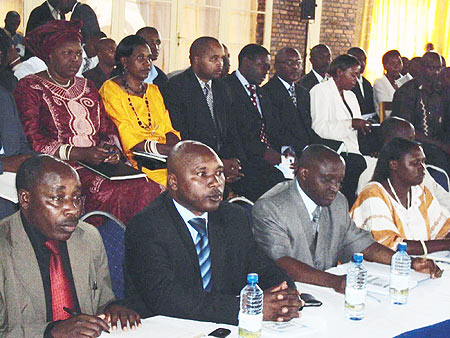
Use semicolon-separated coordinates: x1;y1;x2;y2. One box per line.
0;155;141;337
125;140;303;325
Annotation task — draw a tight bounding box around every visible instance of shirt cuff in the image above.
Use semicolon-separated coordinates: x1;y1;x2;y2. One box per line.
44;321;60;338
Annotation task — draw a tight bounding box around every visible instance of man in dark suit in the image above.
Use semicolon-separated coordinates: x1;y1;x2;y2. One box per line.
125;140;302;324
60;0;100;43
26;0;62;34
224;44;290;201
164;36;243;183
264;47;340;154
347;47;375;119
298;44;331;92
136;26;168;91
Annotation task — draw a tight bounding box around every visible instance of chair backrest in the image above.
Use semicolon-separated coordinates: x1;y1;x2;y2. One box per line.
426;164;450;192
81;211;125;299
379;101;392;122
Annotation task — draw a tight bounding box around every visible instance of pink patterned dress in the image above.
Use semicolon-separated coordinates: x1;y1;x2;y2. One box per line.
14;75;164;225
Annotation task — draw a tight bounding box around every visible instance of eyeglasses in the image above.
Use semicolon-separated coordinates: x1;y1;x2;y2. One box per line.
280;60;302;67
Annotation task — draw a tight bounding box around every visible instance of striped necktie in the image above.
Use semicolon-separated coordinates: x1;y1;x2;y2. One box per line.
310;206;321;256
246;84;271;148
203;83;218;131
289;83;297;107
189;218;212;292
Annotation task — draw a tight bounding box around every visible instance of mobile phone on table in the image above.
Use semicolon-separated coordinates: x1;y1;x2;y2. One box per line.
208;328;231;337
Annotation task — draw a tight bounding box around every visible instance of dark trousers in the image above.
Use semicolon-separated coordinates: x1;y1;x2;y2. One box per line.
341;152;367;207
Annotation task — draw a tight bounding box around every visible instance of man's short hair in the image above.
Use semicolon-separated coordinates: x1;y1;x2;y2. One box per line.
379;117;413;143
136;26;158;36
298;144;340;170
238;44;269;65
310;44;329;58
328;54;359;77
189;36;220;62
274;47;299;64
16;155;62;191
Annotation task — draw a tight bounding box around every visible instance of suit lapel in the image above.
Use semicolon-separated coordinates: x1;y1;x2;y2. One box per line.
230;73;262;120
286;182;315;265
67;225;92;314
206;209;227;292
164;195;202;279
9;213;47;322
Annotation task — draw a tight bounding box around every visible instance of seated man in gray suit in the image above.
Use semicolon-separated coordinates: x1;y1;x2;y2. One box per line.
0;155;140;337
252;145;442;293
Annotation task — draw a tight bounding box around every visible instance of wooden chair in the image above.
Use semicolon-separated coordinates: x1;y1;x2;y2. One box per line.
379;101;392;122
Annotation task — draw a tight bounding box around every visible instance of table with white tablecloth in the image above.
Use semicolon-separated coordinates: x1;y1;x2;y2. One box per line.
101;260;450;338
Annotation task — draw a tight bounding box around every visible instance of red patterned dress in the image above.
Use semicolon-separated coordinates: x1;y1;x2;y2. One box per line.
14;75;164;225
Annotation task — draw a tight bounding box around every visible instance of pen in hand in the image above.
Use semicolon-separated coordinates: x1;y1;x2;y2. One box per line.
63;307;110;334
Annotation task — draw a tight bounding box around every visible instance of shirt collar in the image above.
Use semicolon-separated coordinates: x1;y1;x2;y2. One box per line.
20;211;49;248
277;75;292;91
194;72;212;89
295;179;320;221
356;75;363;84
144;64;159;84
235;69;251;88
172;198;208;238
71;1;79;13
312;69;325;82
46;1;61;19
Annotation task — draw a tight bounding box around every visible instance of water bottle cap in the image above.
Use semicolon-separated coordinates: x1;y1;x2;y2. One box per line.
398;242;407;251
247;273;259;284
353;253;363;263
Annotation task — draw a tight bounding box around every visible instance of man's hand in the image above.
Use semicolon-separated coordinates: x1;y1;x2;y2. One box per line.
50;314;110;338
352;119;371;135
331;274;346;294
411;257;443;278
1;154;32;172
103;304;141;331
263;281;303;322
264;148;281;165
222;158;244;183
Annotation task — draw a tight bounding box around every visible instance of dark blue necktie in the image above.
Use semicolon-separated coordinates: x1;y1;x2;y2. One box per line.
188;217;212;292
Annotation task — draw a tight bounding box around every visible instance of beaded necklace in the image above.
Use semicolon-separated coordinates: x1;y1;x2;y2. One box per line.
122;78;153;130
46;69;71;88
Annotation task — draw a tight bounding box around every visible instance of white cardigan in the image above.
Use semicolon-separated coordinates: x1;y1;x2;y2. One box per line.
310;78;361;154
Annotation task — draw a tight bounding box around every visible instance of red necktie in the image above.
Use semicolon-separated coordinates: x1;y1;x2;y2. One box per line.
245;84;271;148
45;240;75;321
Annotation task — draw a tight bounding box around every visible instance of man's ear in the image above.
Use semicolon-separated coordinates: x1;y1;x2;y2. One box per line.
167;173;178;191
18;189;30;210
297;167;308;182
119;56;128;70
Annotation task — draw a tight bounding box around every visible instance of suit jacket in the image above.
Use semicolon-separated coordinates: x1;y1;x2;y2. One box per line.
153;65;168;92
71;2;101;42
0;85;33;219
351;76;375;117
26;2;55;34
83;64;106;89
163;67;242;159
0;212;115;337
223;72;283;161
310;78;362;154
252;180;375;271
125;191;292;324
298;70;320;92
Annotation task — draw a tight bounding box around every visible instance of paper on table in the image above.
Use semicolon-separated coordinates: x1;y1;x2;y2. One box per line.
327;261;430;296
263;318;319;337
0;172;18;203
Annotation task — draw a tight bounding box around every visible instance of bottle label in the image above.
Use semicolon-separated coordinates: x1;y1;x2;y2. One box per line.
238;312;263;332
345;287;366;305
390;274;409;290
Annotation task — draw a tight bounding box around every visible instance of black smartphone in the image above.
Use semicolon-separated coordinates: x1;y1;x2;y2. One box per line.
208;328;231;337
299;292;323;311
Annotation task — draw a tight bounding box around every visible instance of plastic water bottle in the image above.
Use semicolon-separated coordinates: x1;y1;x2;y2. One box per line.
238;273;263;338
345;253;367;320
390;242;411;305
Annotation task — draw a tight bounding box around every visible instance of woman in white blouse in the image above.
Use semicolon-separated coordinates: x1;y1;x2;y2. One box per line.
310;54;371;205
373;50;410;117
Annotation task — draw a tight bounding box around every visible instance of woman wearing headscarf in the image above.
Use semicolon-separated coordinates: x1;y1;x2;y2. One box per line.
99;35;180;186
351;138;450;254
14;20;163;225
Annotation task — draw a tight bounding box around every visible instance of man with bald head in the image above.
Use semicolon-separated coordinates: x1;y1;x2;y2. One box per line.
347;47;375;119
163;36;243;184
252;144;441;293
392;52;450;174
298;44;332;92
136;26;168;90
0;155;140;337
125;140;302;324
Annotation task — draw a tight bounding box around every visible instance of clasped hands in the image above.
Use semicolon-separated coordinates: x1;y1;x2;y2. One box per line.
263;281;304;322
50;304;141;338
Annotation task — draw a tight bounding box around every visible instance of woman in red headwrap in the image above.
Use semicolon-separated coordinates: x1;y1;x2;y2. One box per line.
14;20;163;225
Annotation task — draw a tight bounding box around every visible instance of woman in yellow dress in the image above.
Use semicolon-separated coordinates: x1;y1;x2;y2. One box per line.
100;35;180;186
